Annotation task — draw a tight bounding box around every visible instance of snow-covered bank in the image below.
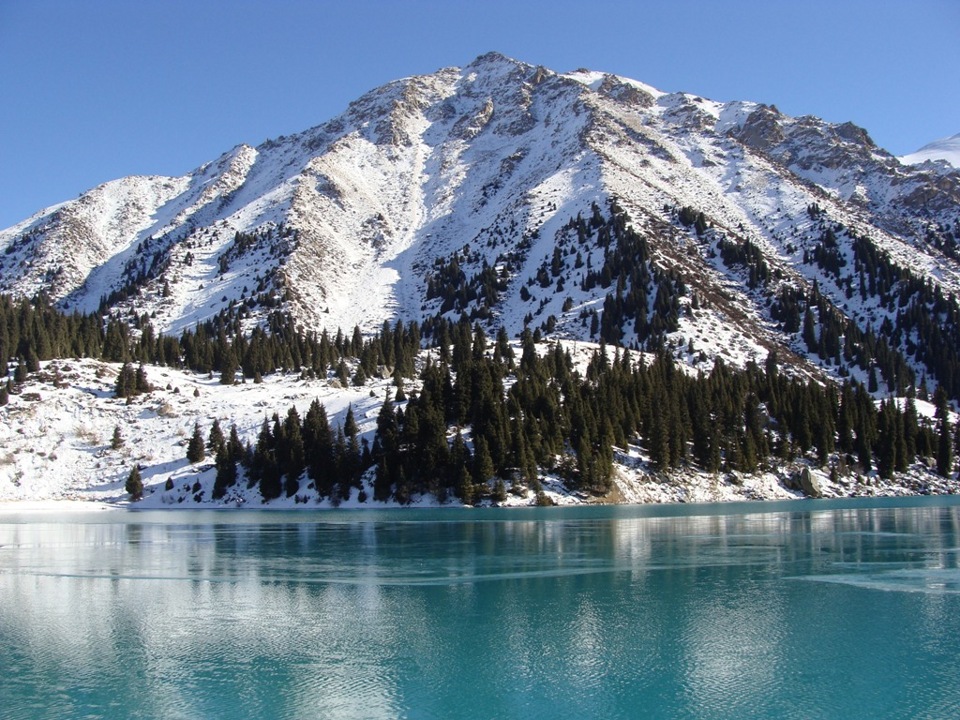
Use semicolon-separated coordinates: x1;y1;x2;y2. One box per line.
1;358;956;510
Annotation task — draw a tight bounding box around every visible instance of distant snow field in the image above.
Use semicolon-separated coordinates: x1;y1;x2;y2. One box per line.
900;133;960;168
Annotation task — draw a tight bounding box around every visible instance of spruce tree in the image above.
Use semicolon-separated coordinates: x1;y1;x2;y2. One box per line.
213;444;237;499
114;362;136;398
25;347;40;373
304;399;334;498
125;465;143;500
340;405;362;492
283;406;305;497
876;401;897;480
135;364;152;394
955;421;960;472
492;477;507;503
208;419;225;454
334;426;352;501
935;389;953;477
472;436;495;488
373;455;392;503
220;347;237;385
335;360;350;385
260;456;282;501
227;424;244;475
352;364;367;386
449;431;473;503
111;425;124;450
187;422;206;463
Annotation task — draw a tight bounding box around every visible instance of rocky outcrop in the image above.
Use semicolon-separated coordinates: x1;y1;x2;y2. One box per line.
798;467;822;498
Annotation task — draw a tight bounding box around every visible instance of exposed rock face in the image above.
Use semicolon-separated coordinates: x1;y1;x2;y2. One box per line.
730;104;960;225
733;105;785;152
798;467;822;498
597;74;655;109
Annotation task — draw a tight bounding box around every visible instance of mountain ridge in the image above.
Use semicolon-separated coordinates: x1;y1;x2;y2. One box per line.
2;52;959;388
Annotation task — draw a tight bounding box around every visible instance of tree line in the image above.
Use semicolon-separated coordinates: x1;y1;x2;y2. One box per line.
186;320;957;506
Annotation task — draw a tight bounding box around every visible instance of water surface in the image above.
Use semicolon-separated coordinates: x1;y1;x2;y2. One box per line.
2;497;960;718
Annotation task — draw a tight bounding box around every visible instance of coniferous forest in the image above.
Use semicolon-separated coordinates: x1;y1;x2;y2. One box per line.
1;282;957;505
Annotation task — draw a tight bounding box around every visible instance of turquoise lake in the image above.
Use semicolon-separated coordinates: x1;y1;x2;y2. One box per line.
2;498;960;719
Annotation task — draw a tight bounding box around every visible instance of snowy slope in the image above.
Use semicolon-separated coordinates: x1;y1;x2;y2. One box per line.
0;358;378;505
900;133;960;168
1;51;959;389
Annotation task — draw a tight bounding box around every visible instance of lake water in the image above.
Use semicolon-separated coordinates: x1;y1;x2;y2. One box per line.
2;498;960;719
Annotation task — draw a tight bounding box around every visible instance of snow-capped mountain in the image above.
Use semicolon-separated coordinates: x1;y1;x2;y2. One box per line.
2;52;959;383
900;133;960;169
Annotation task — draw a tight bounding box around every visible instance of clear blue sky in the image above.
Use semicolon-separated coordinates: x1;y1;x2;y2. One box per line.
1;0;957;229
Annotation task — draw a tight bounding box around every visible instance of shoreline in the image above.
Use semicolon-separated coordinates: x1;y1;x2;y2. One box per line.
1;477;956;515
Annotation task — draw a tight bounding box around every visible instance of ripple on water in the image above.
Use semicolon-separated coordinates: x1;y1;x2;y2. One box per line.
796;567;960;594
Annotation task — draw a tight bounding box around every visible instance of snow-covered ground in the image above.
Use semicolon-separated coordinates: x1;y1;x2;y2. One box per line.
0;359;374;505
1;358;954;511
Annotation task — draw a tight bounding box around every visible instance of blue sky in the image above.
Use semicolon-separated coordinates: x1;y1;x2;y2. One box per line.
1;0;957;229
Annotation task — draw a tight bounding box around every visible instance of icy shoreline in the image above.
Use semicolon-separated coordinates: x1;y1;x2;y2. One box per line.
0;464;954;514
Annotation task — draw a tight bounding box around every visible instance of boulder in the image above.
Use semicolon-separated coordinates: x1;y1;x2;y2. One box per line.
798;467;822;498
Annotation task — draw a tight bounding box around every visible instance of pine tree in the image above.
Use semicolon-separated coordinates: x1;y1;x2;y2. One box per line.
134;363;152;394
304;399;334;498
125;465;143;500
935;388;953;477
111;425;124;450
114;362;136;398
213;444;237;500
282;406;305;497
208;419;225;454
187;422;206;463
472;436;495;488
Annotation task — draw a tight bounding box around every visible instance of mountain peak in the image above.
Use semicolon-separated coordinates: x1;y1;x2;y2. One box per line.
900;132;960;168
2;53;960;407
460;51;544;88
467;51;521;68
